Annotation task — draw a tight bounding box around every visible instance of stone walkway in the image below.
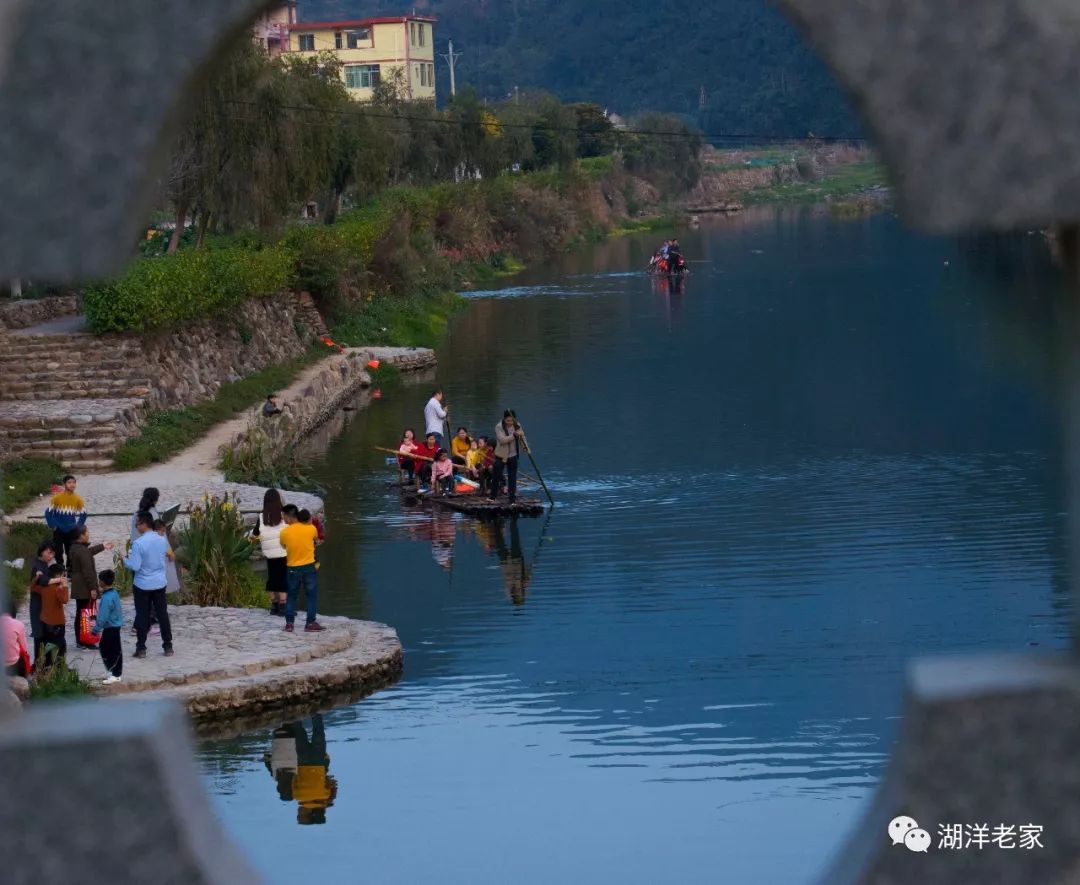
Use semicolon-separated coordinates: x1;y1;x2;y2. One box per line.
26;599;403;719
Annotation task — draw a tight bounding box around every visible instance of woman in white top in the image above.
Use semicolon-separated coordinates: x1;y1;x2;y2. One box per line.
252;488;288;616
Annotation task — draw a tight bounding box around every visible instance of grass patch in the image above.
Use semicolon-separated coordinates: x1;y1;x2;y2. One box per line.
176;565;266;610
29;657;92;700
2;521;52;608
740;161;888;206
611;213;683;237
1;458;63;514
112;347;326;470
331;291;466;350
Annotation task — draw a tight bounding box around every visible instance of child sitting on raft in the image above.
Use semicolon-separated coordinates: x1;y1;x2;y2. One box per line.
432;449;456;496
398;429;419;485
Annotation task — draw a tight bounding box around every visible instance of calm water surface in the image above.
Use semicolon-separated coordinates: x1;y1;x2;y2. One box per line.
198;210;1071;884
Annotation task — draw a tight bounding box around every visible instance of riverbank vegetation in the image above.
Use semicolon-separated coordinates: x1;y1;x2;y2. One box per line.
110;348;326;470
84;40;702;340
1;458;62;513
740;158;887;206
175;494;263;609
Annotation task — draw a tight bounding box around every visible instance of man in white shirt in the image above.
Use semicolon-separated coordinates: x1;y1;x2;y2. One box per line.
424;388;448;448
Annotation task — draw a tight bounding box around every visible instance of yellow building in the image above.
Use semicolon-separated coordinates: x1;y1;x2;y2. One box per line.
253;1;297;58
287;15;437;102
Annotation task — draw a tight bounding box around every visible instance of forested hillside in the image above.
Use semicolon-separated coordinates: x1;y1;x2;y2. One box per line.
299;0;858;137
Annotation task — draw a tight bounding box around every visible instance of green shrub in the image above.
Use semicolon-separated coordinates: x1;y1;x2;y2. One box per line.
1;458;62;513
175;493;257;607
331;291;465;349
30;657;92;700
84;243;296;333
281;224;352;310
220;416;322;493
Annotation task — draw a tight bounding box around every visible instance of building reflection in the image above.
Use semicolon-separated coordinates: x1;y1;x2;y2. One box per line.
264;715;338;825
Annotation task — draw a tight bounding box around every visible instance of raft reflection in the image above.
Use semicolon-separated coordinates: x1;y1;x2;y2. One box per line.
263;715;338;825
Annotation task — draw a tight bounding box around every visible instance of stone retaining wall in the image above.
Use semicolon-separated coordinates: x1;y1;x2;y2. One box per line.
141;290;315;410
0;294;79;329
221;346;437;463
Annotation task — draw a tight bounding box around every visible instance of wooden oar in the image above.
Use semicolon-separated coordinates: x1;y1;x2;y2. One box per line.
374;445;435;463
516;429;554;505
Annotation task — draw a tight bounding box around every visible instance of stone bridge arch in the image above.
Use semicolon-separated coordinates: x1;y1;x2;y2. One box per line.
3;2;1080;883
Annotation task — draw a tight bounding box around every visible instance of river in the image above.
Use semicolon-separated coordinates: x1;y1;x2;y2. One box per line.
197;208;1071;884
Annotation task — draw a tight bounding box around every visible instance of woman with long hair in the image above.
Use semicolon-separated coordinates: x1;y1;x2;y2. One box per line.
491;410;523;504
130;487;160;542
252;488;288;616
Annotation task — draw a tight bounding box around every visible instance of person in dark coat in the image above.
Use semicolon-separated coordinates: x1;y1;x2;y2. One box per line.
68;525;113;649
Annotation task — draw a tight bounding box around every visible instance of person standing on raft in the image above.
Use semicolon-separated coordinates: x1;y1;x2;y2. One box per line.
424;388;448;448
491;410;524;505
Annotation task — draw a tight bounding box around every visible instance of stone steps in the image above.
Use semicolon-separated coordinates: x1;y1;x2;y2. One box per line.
0;384;151;401
0;394;149;468
0;332;148;415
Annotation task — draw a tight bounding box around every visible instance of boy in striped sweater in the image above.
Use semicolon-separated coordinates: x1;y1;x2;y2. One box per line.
44;474;87;570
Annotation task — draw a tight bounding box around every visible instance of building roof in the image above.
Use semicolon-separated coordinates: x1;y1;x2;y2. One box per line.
290;16;437;30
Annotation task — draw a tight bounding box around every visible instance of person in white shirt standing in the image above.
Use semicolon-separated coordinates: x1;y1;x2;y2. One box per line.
424;388;448;448
252;489;289;617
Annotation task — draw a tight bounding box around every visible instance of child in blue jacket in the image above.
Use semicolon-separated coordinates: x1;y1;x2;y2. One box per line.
92;569;123;685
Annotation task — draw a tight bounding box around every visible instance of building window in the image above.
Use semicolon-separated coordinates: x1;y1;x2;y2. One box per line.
428;63;434;87
298;33;315;51
334;31;342;49
346;28;370;48
419;24;426;47
410;22;417;46
345;64;381;89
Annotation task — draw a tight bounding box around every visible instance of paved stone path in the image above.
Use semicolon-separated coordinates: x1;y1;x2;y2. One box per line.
24;599;403;719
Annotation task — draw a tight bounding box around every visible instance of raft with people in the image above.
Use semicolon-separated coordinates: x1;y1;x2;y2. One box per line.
646;238;688;276
376;394;552;520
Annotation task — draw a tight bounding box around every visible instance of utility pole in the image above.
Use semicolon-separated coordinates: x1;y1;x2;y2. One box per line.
441;39;461;97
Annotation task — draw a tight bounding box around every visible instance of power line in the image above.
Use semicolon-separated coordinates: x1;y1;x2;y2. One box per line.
221;98;868;144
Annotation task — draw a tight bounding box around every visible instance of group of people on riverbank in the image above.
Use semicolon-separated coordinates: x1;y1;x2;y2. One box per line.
396;389;528;503
647;239;686;275
3;473;329;686
2;475;177;685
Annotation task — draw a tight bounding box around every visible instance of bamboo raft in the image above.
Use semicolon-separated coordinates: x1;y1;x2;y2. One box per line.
429;495;545;518
376;445;549;517
390;482;545;517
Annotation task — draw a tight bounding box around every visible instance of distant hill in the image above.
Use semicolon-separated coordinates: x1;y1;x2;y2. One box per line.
297;0;859;139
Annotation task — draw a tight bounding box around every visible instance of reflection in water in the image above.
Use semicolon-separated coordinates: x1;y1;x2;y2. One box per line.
264;715;338;825
651;272;686;327
476;518;535;605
